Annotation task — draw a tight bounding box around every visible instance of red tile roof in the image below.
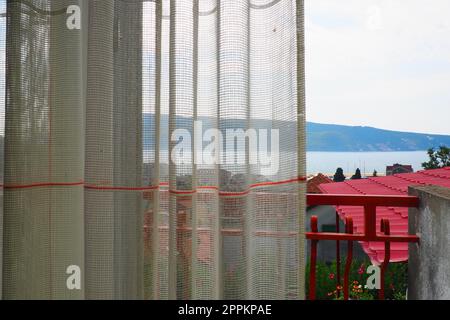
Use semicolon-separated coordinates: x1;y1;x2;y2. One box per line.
307;173;333;194
319;167;450;265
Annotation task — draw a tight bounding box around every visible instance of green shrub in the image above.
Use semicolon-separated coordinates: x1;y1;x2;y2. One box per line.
305;259;408;300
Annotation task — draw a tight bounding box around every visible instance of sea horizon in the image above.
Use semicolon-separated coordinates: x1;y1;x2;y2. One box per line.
307;150;428;176
143;149;429;177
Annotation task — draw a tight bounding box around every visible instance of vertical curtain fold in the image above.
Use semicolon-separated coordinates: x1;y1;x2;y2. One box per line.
84;0;115;299
296;0;306;300
3;0;85;299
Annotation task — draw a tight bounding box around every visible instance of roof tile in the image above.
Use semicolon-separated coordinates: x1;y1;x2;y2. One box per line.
319;167;450;264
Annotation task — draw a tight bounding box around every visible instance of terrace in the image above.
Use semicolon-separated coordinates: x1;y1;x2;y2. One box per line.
142;167;450;300
307;167;450;300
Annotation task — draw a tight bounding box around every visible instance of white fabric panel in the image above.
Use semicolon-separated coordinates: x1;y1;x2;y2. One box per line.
1;0;305;300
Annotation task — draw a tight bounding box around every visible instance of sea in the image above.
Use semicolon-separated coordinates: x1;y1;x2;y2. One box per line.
307;151;429;176
144;150;429;177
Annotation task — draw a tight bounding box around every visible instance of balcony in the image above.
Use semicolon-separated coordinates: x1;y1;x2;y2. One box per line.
306;193;420;300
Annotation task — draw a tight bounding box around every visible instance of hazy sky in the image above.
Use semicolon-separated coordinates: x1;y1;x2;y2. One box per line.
0;1;449;136
306;0;450;135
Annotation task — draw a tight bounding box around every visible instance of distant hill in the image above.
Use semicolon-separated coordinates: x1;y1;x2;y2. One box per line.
143;114;450;152
307;122;450;152
0;118;447;153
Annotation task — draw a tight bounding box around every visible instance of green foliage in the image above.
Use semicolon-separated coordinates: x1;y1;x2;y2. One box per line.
422;146;450;169
333;167;346;182
351;168;362;180
372;170;378;177
305;259;408;300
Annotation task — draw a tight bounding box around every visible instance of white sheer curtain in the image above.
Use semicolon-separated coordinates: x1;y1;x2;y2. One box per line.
1;0;305;300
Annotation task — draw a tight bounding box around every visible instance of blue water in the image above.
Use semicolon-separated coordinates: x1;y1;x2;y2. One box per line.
307;151;429;176
144;150;429;176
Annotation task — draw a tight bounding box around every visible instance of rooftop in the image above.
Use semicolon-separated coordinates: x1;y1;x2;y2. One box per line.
307;173;333;194
319;167;450;264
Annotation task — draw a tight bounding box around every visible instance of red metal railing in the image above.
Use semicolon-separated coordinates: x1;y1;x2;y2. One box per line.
306;194;420;300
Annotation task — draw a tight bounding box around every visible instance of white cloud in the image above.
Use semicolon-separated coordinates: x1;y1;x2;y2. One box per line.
306;0;450;135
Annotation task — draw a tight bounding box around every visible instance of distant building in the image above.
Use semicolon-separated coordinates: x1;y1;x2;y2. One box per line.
307;173;332;194
386;163;414;176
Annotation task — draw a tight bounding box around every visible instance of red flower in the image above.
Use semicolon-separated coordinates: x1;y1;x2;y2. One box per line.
329;273;335;280
358;265;365;275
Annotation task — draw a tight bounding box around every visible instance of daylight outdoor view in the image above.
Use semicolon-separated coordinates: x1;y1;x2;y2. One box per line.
0;0;449;308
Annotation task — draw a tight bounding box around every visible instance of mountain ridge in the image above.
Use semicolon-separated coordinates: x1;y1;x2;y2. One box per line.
142;114;450;152
2;116;443;152
307;122;450;152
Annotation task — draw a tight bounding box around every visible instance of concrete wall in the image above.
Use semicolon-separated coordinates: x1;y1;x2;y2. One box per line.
408;185;450;300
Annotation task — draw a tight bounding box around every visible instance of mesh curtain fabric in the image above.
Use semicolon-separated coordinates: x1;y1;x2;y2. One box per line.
0;0;306;299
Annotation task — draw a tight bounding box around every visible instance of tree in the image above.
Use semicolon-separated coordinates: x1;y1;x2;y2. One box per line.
333;167;346;182
351;168;362;180
422;146;450;169
372;170;378;177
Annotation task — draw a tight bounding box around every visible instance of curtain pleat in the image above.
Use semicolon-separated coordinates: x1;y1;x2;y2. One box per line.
3;0;85;299
84;0;116;299
1;0;305;300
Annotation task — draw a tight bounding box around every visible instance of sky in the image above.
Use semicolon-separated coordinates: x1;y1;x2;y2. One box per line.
0;1;449;136
305;0;450;135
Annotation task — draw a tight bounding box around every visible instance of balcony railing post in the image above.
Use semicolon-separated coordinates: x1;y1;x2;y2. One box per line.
343;217;354;300
379;219;391;300
309;216;319;300
335;211;341;298
364;205;377;239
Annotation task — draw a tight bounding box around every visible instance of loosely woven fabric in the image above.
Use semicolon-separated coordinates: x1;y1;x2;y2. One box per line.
0;0;305;300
